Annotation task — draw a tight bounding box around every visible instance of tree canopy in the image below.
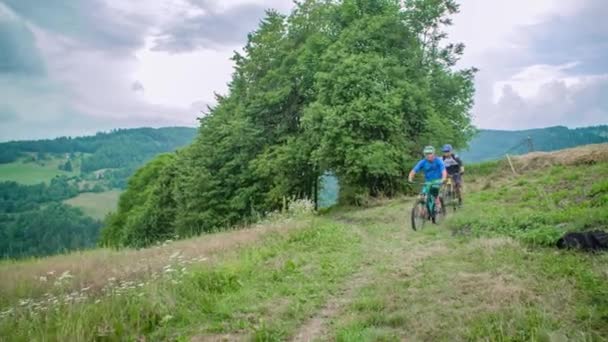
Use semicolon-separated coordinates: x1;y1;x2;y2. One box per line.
102;0;476;248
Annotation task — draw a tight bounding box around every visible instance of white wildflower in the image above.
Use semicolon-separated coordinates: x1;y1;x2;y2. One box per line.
58;270;73;281
39;276;48;282
161;315;173;324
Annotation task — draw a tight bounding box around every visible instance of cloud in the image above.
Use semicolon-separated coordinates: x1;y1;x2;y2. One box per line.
0;4;45;76
0;0;200;141
152;2;270;52
455;0;608;129
490;73;608;129
513;0;608;74
131;81;145;92
1;0;149;52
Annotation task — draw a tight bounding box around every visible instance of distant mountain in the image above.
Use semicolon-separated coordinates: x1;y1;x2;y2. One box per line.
0;127;197;259
460;125;608;163
0;127;197;188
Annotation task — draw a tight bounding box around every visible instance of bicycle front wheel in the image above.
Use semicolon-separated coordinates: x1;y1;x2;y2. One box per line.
411;202;426;231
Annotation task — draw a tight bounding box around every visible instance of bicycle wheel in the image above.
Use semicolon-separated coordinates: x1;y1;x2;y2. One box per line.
443;187;454;213
450;188;458;213
411;202;426;231
434;196;447;224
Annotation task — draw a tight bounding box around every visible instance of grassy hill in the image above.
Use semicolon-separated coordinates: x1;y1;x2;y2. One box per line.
64;190;122;220
460;125;608;162
0;127;197;188
1;144;606;340
0;159;78;185
0;127;197;259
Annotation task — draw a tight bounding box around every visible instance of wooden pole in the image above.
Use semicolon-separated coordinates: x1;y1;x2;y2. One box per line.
505;154;517;175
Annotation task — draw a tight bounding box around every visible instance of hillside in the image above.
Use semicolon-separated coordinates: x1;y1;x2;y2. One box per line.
0;144;606;340
0;127;197;259
460;125;608;162
0;127;197;188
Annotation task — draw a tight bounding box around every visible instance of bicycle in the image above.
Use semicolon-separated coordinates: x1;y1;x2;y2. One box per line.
442;176;458;213
410;180;446;231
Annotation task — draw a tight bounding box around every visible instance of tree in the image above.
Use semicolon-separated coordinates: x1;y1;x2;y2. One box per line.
101;0;476;247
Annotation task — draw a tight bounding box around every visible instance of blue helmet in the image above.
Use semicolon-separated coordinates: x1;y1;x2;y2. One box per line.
442;144;453;153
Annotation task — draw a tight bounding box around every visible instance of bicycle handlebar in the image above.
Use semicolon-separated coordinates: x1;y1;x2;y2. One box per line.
408;180;444;186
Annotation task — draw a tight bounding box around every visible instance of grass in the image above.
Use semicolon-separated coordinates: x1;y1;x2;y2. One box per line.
0;217;364;341
1;148;607;340
64;190;122;219
449;162;608;246
0;159;77;185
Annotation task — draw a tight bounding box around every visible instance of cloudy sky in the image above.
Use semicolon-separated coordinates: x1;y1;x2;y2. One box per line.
0;0;606;141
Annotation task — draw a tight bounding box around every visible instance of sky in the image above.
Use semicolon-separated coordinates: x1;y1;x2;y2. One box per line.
0;0;606;141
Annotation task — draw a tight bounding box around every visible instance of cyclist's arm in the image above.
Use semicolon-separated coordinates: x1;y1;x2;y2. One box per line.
409;160;424;182
438;158;447;182
455;155;464;174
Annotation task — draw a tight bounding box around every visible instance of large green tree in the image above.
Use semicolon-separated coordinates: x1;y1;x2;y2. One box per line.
102;0;476;248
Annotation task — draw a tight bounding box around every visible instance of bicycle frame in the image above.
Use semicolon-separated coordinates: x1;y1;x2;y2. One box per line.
413;180;442;218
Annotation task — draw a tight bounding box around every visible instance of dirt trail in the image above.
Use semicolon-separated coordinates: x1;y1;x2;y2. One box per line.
291;208;446;342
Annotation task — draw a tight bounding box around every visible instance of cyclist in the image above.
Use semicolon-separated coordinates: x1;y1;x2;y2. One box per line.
408;146;447;223
441;144;464;206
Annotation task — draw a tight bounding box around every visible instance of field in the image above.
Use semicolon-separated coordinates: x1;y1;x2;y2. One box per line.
65;190;122;220
0;159;77;185
0;145;607;340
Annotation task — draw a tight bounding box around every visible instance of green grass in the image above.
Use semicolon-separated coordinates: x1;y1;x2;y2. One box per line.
449;162;608;246
0;159;77;185
65;190;122;219
0;217;365;340
1;159;607;341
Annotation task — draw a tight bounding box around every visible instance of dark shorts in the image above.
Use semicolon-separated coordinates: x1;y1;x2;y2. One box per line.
449;173;462;186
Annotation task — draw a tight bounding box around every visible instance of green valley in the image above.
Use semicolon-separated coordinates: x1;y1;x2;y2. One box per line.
0;144;606;340
0;127;197;259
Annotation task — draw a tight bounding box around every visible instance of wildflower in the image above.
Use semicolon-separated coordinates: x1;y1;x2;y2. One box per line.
161;315;173;324
108;277;116;282
95;299;101;304
47;271;55;276
39;276;48;282
81;286;91;292
170;251;181;259
58;270;73;281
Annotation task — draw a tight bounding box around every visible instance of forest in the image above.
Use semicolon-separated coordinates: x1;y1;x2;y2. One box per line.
102;0;476;248
0;127;196;258
0;178;101;258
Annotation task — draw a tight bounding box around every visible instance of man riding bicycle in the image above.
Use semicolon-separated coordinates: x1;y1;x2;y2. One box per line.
441;144;464;206
408;146;447;223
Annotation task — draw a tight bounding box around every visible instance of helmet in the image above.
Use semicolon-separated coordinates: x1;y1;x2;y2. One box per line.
423;146;435;155
442;144;453;153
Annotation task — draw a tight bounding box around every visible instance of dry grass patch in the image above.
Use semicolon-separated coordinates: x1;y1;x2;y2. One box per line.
451;271;536;310
514;143;608;171
0;219;306;307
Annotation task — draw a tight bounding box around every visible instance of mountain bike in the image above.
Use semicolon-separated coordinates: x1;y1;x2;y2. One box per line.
410;180;446;231
442;176;458;213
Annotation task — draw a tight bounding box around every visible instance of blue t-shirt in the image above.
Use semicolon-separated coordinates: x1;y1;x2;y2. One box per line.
413;158;446;181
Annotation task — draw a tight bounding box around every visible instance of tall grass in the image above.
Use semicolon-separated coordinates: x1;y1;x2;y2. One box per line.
0;218;363;340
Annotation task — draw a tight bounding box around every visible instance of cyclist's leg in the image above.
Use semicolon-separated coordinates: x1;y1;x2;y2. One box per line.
429;185;440;222
422;184;432;219
453;173;463;204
